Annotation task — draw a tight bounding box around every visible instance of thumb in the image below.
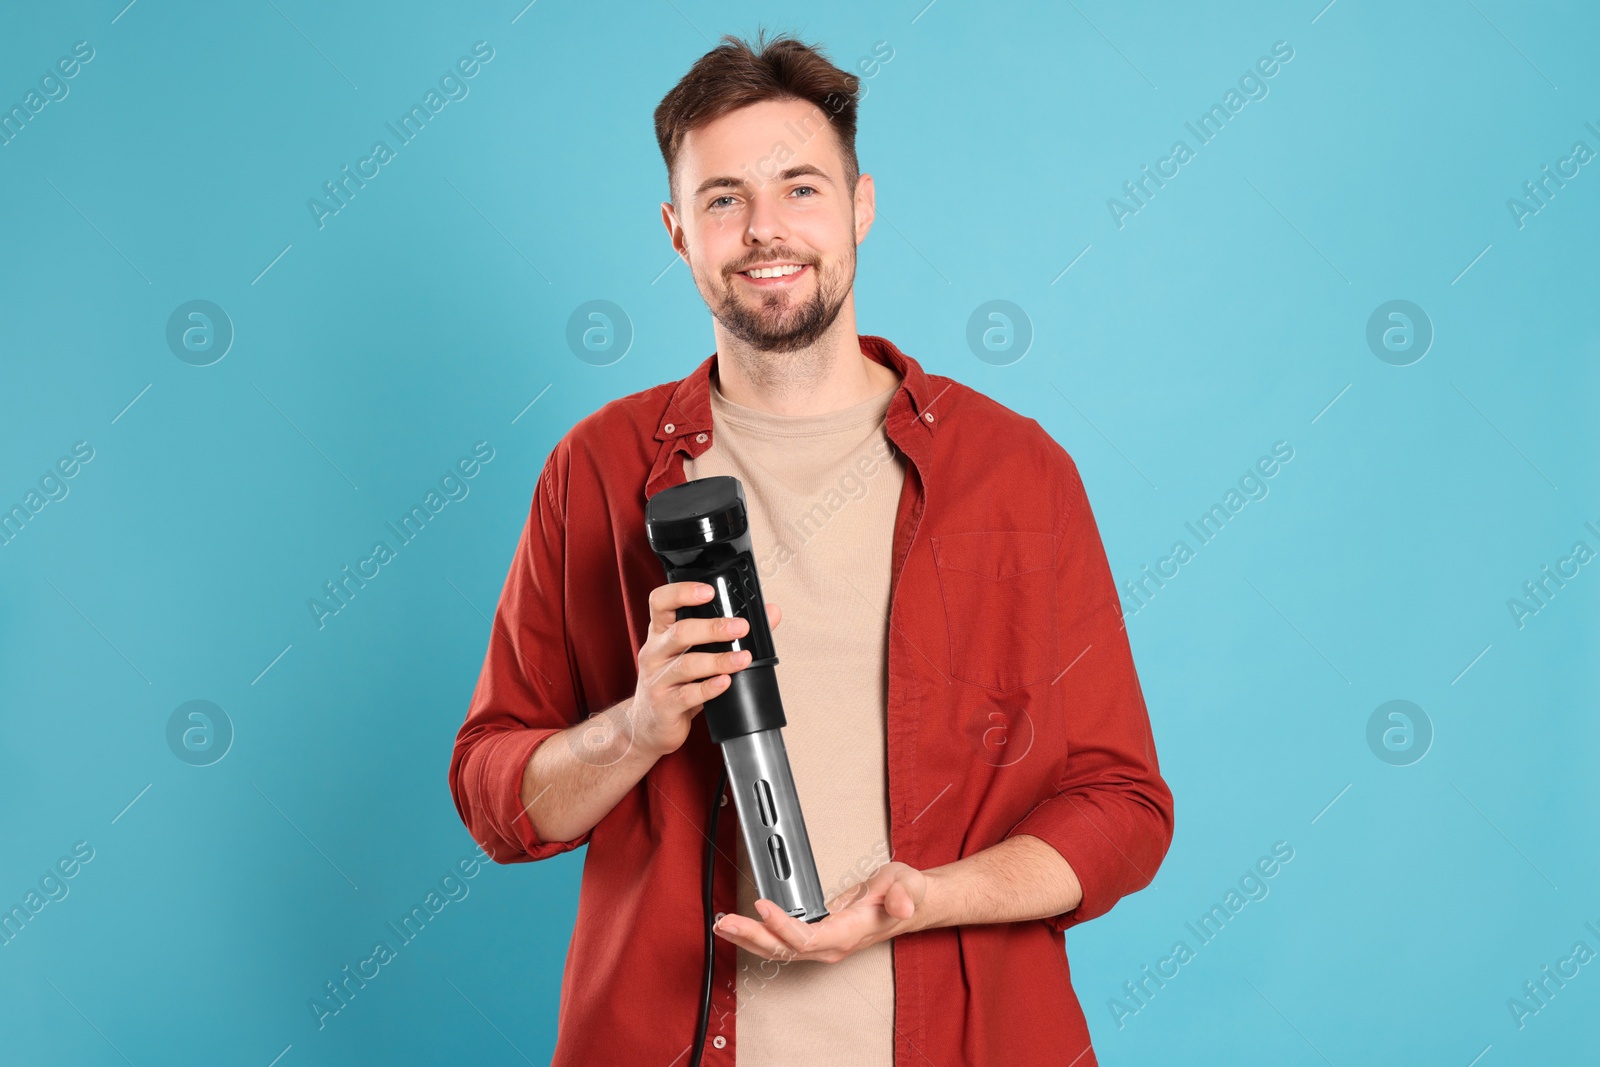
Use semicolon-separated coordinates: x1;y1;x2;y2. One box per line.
884;878;918;920
767;602;782;630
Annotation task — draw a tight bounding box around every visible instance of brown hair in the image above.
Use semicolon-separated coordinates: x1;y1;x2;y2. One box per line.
653;29;862;207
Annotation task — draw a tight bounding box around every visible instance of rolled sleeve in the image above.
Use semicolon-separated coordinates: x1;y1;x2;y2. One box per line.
449;444;592;864
1005;449;1175;932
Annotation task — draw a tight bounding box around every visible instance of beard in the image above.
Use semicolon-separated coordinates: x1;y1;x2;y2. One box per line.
703;239;855;354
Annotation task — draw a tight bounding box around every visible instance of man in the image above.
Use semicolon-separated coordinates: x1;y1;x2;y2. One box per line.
449;29;1173;1067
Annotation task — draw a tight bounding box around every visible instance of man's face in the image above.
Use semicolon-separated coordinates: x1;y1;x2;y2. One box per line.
662;97;874;353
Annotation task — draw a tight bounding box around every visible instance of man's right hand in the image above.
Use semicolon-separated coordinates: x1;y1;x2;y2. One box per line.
631;581;781;760
520;581;783;844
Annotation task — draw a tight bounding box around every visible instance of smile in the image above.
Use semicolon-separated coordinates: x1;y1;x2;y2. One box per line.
737;263;810;285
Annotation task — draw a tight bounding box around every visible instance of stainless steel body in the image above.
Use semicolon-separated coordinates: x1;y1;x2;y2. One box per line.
722;729;829;922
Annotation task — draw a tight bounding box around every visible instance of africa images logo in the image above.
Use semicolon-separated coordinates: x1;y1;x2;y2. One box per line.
307;42;495;230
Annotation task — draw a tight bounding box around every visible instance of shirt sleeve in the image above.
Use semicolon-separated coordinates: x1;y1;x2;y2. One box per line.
448;443;592;864
1004;448;1175;931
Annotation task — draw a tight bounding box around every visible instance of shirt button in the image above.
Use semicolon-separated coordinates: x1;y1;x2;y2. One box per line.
720;792;728;806
664;422;675;434
712;1036;726;1049
923;411;935;422
697;432;708;443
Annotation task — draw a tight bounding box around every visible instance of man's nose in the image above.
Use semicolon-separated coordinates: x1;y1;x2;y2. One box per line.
744;188;786;245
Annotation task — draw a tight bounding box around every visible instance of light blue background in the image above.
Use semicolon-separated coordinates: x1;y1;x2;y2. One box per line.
2;1;1596;1064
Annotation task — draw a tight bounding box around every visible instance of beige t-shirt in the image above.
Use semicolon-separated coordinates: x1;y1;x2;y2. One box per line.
682;371;906;1066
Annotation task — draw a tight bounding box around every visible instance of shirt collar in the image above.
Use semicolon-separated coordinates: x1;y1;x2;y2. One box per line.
652;334;942;443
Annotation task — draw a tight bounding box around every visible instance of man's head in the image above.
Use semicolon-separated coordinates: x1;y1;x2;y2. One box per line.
655;31;875;354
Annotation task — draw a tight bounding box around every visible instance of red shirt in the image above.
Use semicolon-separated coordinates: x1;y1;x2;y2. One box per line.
449;334;1174;1066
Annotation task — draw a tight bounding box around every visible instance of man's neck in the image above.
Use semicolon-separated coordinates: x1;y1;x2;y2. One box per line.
711;316;900;417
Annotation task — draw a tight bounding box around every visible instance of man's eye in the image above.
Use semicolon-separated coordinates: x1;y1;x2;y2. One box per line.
709;195;735;209
791;186;816;198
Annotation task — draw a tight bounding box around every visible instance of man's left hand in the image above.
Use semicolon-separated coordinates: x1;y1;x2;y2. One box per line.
713;861;932;964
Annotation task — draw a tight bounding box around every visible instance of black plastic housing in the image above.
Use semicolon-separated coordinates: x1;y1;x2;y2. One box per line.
645;476;786;743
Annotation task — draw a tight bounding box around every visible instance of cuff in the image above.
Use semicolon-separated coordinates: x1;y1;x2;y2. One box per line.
1005;791;1162;933
478;727;592;863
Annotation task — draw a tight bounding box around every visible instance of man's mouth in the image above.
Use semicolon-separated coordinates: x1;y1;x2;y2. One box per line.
736;263;810;285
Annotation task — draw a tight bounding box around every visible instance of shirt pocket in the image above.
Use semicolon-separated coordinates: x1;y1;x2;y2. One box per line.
931;530;1058;690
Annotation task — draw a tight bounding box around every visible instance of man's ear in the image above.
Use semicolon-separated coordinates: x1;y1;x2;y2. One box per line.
661;200;690;262
853;173;876;245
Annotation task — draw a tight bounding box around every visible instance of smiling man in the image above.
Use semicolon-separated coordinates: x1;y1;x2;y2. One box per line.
449;29;1173;1067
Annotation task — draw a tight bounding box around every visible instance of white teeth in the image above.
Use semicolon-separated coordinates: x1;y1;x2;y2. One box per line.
743;264;804;279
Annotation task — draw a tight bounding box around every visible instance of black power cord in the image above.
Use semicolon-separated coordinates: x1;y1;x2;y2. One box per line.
689;764;729;1067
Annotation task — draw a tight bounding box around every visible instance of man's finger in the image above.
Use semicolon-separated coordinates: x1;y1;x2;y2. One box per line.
756;900;827;955
884;880;917;920
716;913;801;961
648;581;714;635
